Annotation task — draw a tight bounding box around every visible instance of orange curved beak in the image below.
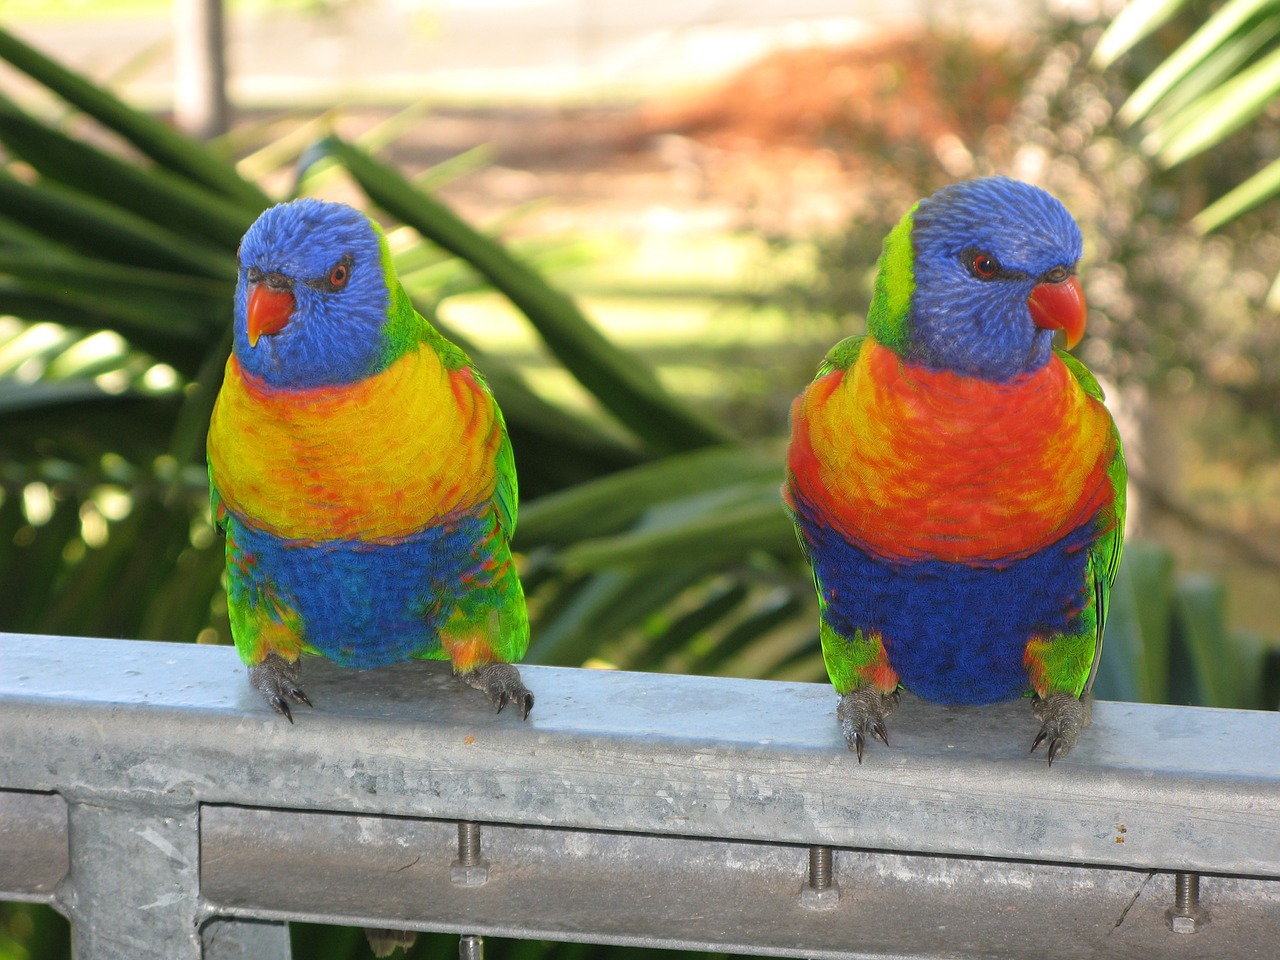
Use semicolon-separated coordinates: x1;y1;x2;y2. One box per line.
1028;274;1086;350
247;284;294;347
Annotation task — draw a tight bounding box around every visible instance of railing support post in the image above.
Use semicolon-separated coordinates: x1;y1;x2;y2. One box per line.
58;798;293;960
201;917;292;960
61;799;204;959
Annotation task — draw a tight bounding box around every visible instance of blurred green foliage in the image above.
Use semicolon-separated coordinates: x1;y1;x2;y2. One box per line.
0;10;1277;960
1096;0;1280;240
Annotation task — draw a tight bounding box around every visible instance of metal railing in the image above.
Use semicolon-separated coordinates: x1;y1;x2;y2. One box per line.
2;632;1278;959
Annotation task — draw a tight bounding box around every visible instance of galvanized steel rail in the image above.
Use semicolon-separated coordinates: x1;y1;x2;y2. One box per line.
1;632;1278;959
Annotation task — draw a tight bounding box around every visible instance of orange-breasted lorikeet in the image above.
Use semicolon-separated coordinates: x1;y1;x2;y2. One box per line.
784;177;1125;763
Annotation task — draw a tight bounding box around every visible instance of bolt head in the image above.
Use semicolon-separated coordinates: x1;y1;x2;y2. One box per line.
1166;907;1207;934
799;883;840;911
451;861;490;886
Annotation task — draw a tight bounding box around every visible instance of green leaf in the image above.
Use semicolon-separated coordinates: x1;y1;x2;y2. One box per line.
1193;152;1280;231
0;378;132;414
1144;17;1280;126
1145;44;1280;165
414;143;495;193
1172;573;1263;708
528;567;701;666
1;247;228;307
322;135;733;454
1093;0;1196;68
0;251;228;358
0;298;212;376
687;589;804;675
1093;542;1174;703
164;331;232;468
0;280;208;340
1116;0;1277;122
632;579;751;670
0;170;235;280
0;93;259;247
0;288;124;331
518;445;779;547
0;385;185;468
559;486;794;572
0;491;82;630
0;27;269;209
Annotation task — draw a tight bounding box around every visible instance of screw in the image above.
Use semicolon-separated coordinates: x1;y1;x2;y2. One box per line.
459;934;484;960
457;822;482;865
451;821;489;886
799;845;839;909
809;845;833;890
1165;871;1207;934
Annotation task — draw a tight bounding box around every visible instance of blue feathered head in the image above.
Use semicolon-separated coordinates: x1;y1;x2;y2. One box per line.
867;177;1086;382
233;199;395;388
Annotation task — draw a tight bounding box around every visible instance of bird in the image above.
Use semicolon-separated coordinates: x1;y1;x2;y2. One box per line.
783;176;1125;764
207;198;533;726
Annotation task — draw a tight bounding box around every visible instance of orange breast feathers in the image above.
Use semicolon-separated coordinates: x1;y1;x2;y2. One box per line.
787;340;1117;564
208;344;503;542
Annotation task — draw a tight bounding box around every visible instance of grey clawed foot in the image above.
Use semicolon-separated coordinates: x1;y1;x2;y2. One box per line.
465;662;534;719
248;652;312;722
1031;692;1091;765
837;687;899;763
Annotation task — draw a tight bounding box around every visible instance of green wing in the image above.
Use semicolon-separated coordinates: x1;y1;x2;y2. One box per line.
1061;348;1127;694
486;378;518;540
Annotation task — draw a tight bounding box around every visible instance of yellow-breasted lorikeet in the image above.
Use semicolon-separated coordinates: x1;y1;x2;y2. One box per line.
207;199;532;722
784;177;1125;764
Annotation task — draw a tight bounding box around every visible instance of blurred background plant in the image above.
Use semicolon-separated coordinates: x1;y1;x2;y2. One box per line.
1;0;1278;956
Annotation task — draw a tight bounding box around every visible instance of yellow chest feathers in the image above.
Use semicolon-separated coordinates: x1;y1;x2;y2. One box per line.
207;344;501;541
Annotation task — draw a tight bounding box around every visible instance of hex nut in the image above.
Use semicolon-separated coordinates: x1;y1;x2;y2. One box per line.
1166;906;1207;934
451;861;490;886
799;882;839;910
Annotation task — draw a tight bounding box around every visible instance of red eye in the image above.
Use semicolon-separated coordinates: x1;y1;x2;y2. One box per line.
970;252;999;279
329;262;349;287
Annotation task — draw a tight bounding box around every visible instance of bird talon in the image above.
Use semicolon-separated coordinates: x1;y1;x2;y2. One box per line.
871;719;890;747
1047;738;1065;766
850;730;865;763
249;653;312;722
837;687;897;762
1030;693;1091;765
464;663;534;720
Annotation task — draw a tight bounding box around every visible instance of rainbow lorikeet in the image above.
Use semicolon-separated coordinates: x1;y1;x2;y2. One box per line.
207;198;532;723
784;177;1125;764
